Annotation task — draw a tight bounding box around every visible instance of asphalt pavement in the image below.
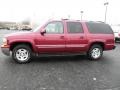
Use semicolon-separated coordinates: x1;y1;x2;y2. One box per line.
0;30;120;90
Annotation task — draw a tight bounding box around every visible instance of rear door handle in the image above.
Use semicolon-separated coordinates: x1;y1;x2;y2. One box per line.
60;36;64;39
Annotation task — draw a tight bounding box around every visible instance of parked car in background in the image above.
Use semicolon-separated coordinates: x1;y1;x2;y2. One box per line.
114;32;120;41
9;26;18;30
0;26;10;30
111;25;120;42
1;19;116;64
21;25;32;31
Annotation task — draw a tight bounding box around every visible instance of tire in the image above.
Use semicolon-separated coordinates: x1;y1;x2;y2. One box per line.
12;44;32;64
115;38;117;43
87;44;103;60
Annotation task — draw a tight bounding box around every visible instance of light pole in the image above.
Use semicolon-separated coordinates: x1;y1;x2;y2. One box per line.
104;2;109;23
68;15;71;19
80;11;84;20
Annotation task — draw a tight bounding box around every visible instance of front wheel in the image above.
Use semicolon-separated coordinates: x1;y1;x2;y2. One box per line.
87;45;103;60
12;45;32;64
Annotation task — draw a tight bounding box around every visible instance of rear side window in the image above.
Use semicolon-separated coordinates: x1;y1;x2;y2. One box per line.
67;22;83;33
86;22;113;34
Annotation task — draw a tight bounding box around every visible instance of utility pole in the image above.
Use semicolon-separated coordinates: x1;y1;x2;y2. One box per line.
80;11;84;20
104;2;109;23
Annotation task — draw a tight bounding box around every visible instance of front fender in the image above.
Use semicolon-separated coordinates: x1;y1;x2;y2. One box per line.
8;39;37;52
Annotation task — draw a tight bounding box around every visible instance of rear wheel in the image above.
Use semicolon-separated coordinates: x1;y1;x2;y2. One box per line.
87;45;103;60
12;44;32;64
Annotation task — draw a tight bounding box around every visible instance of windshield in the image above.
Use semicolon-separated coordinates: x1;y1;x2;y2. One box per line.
33;25;42;32
33;21;47;32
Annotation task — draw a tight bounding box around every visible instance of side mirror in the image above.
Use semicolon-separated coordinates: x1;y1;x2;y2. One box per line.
40;28;46;35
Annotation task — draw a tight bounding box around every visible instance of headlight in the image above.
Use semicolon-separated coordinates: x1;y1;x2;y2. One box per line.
2;38;8;45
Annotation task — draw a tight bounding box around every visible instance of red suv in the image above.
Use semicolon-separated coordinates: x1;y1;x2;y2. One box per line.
1;19;116;63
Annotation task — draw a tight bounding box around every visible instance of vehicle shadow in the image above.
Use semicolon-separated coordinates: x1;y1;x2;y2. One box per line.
4;54;108;65
31;54;105;64
3;54;108;65
31;55;88;63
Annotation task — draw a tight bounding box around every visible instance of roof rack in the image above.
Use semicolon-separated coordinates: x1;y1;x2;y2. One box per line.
88;21;105;23
61;18;69;20
96;21;105;23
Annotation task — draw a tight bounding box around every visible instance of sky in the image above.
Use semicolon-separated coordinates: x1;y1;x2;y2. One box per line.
0;0;120;25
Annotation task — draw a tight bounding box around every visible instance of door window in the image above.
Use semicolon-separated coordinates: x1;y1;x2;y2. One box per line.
45;22;63;34
67;22;83;33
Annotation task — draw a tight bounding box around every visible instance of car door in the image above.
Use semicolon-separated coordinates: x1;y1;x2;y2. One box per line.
66;21;88;52
35;21;66;53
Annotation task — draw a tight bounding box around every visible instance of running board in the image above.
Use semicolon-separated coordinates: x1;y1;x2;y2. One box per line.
34;52;86;57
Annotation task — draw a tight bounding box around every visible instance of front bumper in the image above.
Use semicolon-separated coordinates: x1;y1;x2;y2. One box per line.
1;45;10;56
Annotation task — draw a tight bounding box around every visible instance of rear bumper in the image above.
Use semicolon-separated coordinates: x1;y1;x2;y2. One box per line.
1;45;10;56
105;44;116;50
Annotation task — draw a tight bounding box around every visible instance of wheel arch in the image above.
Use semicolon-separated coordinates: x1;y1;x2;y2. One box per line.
10;42;35;52
89;42;105;51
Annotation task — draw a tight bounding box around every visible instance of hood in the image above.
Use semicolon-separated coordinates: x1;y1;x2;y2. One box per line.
5;31;33;37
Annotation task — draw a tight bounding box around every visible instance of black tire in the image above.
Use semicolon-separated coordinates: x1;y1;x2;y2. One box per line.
12;44;32;64
87;44;103;60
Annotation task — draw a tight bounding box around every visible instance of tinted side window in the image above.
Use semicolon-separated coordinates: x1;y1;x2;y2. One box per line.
86;22;113;34
45;22;63;34
67;22;83;33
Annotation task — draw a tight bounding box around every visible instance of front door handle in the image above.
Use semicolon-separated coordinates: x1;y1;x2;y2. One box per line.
80;36;84;39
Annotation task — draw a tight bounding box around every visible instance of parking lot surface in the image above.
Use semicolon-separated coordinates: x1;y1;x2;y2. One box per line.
0;30;120;90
